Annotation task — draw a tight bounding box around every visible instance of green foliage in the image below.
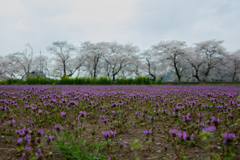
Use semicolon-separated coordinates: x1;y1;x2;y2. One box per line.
2;78;24;85
52;125;108;160
143;76;151;85
97;76;112;85
26;76;54;85
199;132;212;141
156;78;162;85
131;139;142;151
0;76;162;85
116;76;125;85
133;76;143;85
126;77;134;85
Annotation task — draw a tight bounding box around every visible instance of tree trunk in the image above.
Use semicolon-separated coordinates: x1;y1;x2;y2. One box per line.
232;72;236;82
174;62;181;81
112;74;116;81
63;61;66;77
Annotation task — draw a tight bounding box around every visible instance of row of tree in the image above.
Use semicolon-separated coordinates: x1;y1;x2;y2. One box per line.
0;39;239;82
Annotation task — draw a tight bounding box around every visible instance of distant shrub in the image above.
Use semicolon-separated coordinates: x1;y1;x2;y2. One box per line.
156;78;162;85
143;76;151;85
116;76;125;85
126;77;134;85
97;76;111;85
0;76;164;85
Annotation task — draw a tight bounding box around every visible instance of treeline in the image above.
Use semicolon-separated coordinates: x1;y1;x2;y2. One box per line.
1;39;240;82
0;76;162;85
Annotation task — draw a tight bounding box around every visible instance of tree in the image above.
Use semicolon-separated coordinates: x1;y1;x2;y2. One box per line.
123;54;144;77
223;50;240;81
140;49;169;81
152;40;188;81
47;41;75;77
185;47;205;81
0;56;10;80
66;53;86;77
79;41;107;78
194;39;228;81
8;43;34;79
103;41;139;81
32;55;49;77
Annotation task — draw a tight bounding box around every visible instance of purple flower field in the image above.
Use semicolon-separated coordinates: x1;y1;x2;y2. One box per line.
0;85;240;160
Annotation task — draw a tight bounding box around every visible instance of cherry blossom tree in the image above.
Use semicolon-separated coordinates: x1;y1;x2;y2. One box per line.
103;41;139;81
123;54;145;77
47;41;75;77
194;39;228;81
151;40;188;81
0;56;10;80
79;41;107;78
7;43;34;79
222;50;240;81
31;55;49;77
185;47;205;81
140;49;169;81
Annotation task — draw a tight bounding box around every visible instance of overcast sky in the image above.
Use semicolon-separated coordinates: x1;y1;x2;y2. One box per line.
0;0;239;56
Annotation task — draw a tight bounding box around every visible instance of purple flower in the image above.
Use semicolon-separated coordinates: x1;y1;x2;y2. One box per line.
165;144;168;150
169;129;178;135
143;130;148;134
182;131;187;140
79;110;87;117
38;109;43;114
8;119;15;126
202;126;216;132
37;128;44;136
190;134;194;140
143;129;152;135
35;148;42;158
17;138;23;144
110;130;116;137
199;122;205;128
104;157;111;160
211;116;216;122
21;152;26;159
223;132;236;144
25;146;31;151
61;111;66;116
120;142;127;148
54;125;62;131
45;134;55;143
149;129;152;134
102;130;110;138
177;131;182;138
24;135;31;143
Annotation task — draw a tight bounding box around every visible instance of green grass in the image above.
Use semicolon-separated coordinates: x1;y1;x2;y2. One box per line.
52;125;109;160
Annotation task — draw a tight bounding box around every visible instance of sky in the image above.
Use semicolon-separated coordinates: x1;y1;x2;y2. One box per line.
0;0;240;56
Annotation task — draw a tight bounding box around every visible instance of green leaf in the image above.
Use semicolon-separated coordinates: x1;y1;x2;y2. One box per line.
211;153;221;160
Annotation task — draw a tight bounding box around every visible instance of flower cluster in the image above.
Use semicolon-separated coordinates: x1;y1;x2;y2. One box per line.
170;129;194;141
102;130;116;138
143;129;152;136
45;134;55;143
222;132;236;144
202;126;216;132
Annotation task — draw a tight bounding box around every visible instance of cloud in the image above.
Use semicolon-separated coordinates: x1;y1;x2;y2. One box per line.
0;0;140;55
0;0;239;56
129;0;240;51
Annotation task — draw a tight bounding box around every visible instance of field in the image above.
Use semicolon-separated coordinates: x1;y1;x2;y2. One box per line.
0;85;240;160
